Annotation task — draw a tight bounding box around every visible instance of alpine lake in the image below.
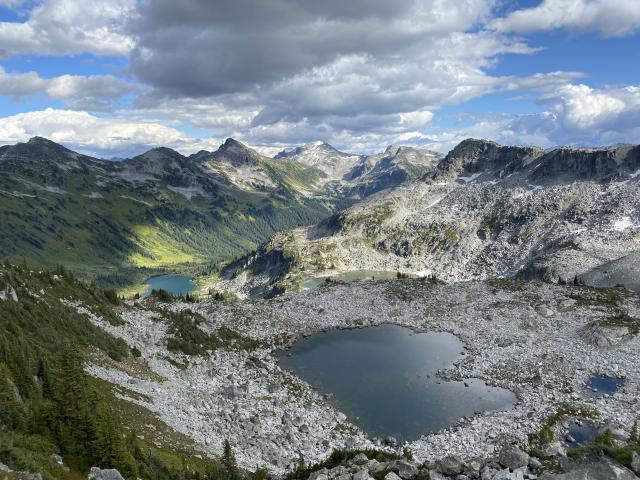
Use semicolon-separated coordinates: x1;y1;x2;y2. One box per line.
144;274;198;296
277;323;516;442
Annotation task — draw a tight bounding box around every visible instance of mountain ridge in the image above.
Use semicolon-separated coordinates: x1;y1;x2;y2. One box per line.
0;136;336;288
0;136;444;290
213;139;640;298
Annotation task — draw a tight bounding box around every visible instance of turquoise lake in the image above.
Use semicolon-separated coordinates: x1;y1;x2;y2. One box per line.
145;274;198;296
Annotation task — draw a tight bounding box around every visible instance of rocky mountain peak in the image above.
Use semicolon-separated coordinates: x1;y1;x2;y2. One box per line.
306;140;330;148
9;136;83;165
432;139;544;181
383;145;402;156
212;138;262;167
140;146;184;159
21;136;77;156
448;138;501;158
27;136;59;146
275;140;344;160
221;137;245;149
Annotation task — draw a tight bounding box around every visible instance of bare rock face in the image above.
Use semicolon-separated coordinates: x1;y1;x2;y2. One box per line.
431;139;543;182
580;322;631;347
0;284;18;302
581;252;640;293
631;452;640;476
434;456;465;476
498;445;530;470
211;138;264;167
87;467;125;480
542;456;638;480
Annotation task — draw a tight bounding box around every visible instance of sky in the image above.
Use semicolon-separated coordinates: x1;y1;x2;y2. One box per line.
0;0;639;158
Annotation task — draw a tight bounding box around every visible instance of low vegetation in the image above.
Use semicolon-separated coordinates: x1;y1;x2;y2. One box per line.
567;427;640;469
162;309;261;356
0;262;257;480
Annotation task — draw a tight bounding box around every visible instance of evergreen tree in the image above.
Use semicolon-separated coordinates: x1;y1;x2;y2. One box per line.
222;439;241;480
0;363;27;431
52;344;97;463
94;407;139;479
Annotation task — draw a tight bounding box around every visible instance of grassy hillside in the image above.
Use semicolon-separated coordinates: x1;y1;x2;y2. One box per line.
0;262;246;480
0;138;338;290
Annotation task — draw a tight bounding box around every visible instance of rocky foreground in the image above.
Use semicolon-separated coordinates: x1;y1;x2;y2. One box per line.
299;447;640;480
72;277;640;476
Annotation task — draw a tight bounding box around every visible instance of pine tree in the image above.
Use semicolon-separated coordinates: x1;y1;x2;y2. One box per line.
52;344;97;461
94;407;139;479
222;439;241;480
0;363;27;431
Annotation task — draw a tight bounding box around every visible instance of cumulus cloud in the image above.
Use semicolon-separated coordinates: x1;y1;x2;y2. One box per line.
0;0;135;56
1;0;638;156
124;0;562;151
0;67;138;109
0;108;222;158
425;83;640;152
546;84;629;130
129;0;497;97
491;0;640;37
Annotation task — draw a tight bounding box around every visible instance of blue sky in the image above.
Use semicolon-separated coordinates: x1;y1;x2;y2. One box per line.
0;0;639;157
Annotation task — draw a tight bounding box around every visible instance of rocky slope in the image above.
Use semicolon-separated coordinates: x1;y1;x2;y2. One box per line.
276;141;443;197
71;276;640;474
216;139;640;298
297;449;640;480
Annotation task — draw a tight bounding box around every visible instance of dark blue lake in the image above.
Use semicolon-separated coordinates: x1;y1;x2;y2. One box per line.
585;373;624;398
277;324;516;441
145;274;198;296
567;421;599;447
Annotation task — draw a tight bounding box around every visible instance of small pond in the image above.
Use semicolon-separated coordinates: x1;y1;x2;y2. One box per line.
585;373;624;398
145;274;198;296
566;420;599;447
276;324;516;441
300;271;405;291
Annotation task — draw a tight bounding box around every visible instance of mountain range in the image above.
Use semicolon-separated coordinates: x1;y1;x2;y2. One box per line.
0;136;438;289
2;135;640;479
216;139;640;297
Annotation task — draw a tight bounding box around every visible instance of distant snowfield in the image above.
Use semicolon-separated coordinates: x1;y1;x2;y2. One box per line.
458;172;482;183
612;216;634;232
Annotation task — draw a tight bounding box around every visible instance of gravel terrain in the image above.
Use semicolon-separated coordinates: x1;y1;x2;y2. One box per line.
70;278;640;474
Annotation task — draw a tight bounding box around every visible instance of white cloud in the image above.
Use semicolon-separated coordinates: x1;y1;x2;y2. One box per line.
491;0;640;37
1;0;638;157
547;84;630;129
0;67;137;109
423;83;640;151
0;108;222;157
130;0;498;97
124;0;541;150
0;68;46;96
0;0;135;57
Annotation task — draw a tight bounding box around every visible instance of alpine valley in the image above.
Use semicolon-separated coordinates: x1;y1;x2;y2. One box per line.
0;137;440;293
1;137;640;480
